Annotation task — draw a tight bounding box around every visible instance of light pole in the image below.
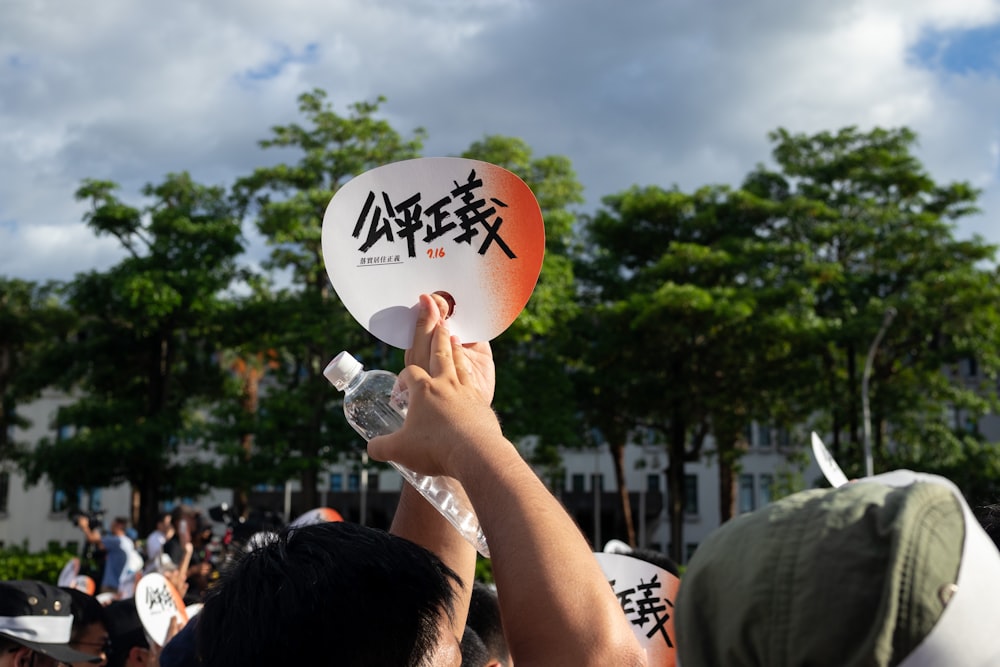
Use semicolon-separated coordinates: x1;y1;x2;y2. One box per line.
862;307;896;477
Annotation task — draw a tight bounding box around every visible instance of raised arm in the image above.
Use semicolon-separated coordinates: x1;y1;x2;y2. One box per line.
387;293;486;640
370;318;645;667
77;515;102;544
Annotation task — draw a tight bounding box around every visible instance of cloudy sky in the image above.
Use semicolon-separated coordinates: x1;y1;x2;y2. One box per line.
3;0;999;283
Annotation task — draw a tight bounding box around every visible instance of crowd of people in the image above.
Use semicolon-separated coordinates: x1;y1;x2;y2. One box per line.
72;504;220;607
4;292;1000;666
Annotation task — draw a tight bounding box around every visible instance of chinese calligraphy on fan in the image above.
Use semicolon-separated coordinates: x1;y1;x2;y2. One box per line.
351;169;518;262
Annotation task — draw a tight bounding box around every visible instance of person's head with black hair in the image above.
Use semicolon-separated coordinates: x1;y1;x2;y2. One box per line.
627;547;681;578
197;520;462;667
102;599;149;667
459;627;490;667
159;616;198;667
62;588;110;666
975;502;1000;551
465;583;509;667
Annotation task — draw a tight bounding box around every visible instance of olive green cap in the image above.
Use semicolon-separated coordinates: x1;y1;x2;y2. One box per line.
676;480;964;667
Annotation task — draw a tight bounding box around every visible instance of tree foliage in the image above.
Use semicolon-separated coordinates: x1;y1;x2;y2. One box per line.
228;89;425;510
8;90;1000;547
21;173;244;531
745;127;1000;492
0;278;74;464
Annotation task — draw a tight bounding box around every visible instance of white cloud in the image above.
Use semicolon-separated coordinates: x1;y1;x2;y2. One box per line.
1;0;997;283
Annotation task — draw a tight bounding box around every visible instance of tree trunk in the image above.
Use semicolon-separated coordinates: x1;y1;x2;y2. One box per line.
667;414;687;564
610;440;636;547
846;341;859;455
718;450;736;522
234;365;261;518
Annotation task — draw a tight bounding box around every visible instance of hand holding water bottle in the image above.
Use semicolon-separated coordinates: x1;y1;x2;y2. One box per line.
369;308;506;480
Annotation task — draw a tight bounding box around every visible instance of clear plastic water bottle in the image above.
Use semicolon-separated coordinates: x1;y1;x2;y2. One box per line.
324;351;491;557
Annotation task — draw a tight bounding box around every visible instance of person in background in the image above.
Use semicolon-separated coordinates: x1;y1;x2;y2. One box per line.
460;627;491;667
974;502;1000;552
78;516;141;598
0;581;101;666
103;599;150;667
465;583;510;667
63;588;110;667
675;471;1000;666
144;512;174;571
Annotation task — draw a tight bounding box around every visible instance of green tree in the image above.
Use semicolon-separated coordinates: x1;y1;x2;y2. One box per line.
231;89;425;511
21;173;244;532
575;183;820;556
745;126;1000;497
0;278;74;465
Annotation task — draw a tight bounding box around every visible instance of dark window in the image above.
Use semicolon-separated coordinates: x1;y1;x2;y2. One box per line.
330;473;344;492
759;474;774;507
646;473;661;492
0;472;9;514
683;474;698;515
51;489;69;514
591;474;604;492
88;488;102;512
739;474;756;513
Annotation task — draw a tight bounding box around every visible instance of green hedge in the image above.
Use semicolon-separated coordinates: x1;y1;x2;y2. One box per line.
0;546;77;583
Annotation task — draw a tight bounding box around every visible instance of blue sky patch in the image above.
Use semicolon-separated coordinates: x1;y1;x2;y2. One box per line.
240;42;320;82
911;23;1000;75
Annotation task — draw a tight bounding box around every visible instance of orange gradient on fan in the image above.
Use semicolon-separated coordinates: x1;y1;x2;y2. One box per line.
480;166;546;333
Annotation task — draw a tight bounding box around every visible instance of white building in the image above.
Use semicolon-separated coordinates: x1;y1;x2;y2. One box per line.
1;390;820;559
4;377;997;563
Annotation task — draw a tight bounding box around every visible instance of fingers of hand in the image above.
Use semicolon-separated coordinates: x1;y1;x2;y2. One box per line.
428;321;455;377
406;293;451;368
451;335;472;384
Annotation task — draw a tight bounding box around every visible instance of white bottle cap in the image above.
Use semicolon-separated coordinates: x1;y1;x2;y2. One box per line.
324;351;362;391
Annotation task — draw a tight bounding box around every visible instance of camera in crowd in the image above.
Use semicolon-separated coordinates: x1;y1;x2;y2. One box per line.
68;508;105;528
208;502;285;546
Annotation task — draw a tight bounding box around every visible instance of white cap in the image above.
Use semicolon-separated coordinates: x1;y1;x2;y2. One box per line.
324;351;362;391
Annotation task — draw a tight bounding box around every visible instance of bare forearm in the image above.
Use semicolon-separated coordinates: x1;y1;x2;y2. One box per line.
455;439;645;666
390;483;476;636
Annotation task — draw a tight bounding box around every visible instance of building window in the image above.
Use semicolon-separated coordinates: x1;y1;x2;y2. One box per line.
52;489;69;514
759;474;773;507
757;425;772;448
591;474;604;492
330;473;343;492
0;471;9;514
685;543;699;564
88;488;103;513
252;483;281;493
739;474;756;513
348;473;360;492
571;473;586;492
646;473;661;492
683;474;698;515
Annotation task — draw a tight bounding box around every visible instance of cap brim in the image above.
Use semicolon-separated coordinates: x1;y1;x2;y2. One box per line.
0;632;102;664
861;471;1000;666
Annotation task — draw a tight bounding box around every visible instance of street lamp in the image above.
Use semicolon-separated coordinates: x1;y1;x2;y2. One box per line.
862;307;897;477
